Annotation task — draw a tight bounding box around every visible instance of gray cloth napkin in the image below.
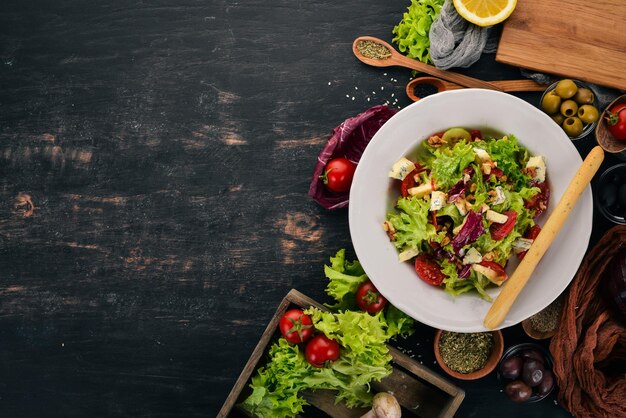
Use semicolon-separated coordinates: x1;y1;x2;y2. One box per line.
429;0;497;70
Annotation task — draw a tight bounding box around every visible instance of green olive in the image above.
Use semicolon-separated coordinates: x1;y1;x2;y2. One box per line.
562;117;584;137
577;105;599;124
560;100;578;117
551;113;565;125
573;87;594;105
442;127;471;143
541;90;562;114
555;79;578;99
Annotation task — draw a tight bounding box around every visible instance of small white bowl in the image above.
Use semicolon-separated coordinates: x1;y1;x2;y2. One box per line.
348;89;593;332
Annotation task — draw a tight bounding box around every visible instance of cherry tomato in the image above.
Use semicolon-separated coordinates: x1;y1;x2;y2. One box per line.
414;254;446;286
479;260;508;281
305;334;340;368
490;210;518;241
279;309;313;344
518;225;541;260
320;158;356;193
605;103;626;141
524;181;550;218
355;280;387;314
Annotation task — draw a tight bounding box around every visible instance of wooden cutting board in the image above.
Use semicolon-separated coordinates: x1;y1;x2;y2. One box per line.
496;0;626;91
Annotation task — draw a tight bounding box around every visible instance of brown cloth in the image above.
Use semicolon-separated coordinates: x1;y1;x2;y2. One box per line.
550;225;626;418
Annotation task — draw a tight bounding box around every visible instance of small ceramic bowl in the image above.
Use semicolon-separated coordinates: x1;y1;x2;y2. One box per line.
539;80;599;141
596;94;626;156
497;343;555;402
595;163;626;225
434;329;504;380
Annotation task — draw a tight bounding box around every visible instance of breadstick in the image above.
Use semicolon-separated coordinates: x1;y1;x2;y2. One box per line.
484;146;604;329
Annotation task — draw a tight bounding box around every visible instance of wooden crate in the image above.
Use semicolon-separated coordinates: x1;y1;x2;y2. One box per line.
218;290;465;418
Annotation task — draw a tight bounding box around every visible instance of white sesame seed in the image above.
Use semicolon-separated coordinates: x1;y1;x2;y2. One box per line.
391;93;395;97
351;97;355;100
367;98;370;101
384;73;387;76
381;86;384;90
328;82;331;85
346;94;350;98
354;86;358;90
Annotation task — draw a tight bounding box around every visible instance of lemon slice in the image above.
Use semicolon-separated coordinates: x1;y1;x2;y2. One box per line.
453;0;517;27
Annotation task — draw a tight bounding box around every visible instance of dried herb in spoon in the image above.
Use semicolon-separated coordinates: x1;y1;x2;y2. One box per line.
357;40;391;60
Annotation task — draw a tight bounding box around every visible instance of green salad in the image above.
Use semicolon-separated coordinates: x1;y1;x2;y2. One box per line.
385;127;549;301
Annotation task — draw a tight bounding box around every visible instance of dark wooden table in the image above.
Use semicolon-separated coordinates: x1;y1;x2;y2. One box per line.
0;1;619;416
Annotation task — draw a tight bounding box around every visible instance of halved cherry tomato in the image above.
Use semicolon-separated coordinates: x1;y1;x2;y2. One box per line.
320;158;356;193
479;260;508;280
279;309;313;344
355;280;387;314
490;210;518;241
305;334;340;368
414;254;446;286
518;225;541;260
524;181;550;218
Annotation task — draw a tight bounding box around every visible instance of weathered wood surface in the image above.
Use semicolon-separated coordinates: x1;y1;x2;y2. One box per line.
0;0;617;416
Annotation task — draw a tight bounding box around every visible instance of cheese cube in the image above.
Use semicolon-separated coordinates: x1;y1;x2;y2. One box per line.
408;183;433;198
512;237;534;253
474;148;491;162
454;199;467;216
462;247;483;265
472;264;506;286
429;191;446;211
526;156;546;183
389;157;416;180
398;248;420;262
486;210;509;224
493;186;506;205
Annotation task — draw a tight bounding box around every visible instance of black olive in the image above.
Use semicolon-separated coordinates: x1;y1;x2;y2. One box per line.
537;370;555;396
522;359;545;387
521;349;545;365
500;355;523;380
505;380;532;402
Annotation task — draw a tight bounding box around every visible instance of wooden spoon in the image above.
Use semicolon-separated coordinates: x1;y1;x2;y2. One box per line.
484;146;605;330
406;77;546;101
353;36;502;92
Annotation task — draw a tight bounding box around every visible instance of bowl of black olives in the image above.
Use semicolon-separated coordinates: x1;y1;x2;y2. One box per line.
497;343;555;403
540;79;599;140
595;163;626;225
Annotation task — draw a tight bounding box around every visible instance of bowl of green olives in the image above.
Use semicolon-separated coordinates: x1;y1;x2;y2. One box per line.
540;79;600;140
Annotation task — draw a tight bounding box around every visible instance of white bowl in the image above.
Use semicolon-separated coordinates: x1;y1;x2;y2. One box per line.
349;89;593;332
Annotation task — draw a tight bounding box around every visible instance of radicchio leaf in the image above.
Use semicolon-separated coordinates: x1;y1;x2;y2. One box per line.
308;105;398;210
451;211;485;254
447;178;466;203
457;264;471;279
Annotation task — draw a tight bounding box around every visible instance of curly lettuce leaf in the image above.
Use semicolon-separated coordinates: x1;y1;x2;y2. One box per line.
392;0;445;64
240;339;313;418
324;249;368;306
475;135;533;189
429;140;476;189
387;196;437;251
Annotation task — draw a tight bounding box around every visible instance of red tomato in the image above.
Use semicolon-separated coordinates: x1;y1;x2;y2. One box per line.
470;129;482;140
524;181;550;218
279;309;313;344
320;158;356;193
414;254;446;286
479;260;508;281
490;210;518;241
355;280;387;314
518;225;541;260
305;334;340;368
605;103;626;141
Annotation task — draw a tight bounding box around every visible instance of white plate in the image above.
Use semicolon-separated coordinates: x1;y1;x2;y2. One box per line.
349;89;592;332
